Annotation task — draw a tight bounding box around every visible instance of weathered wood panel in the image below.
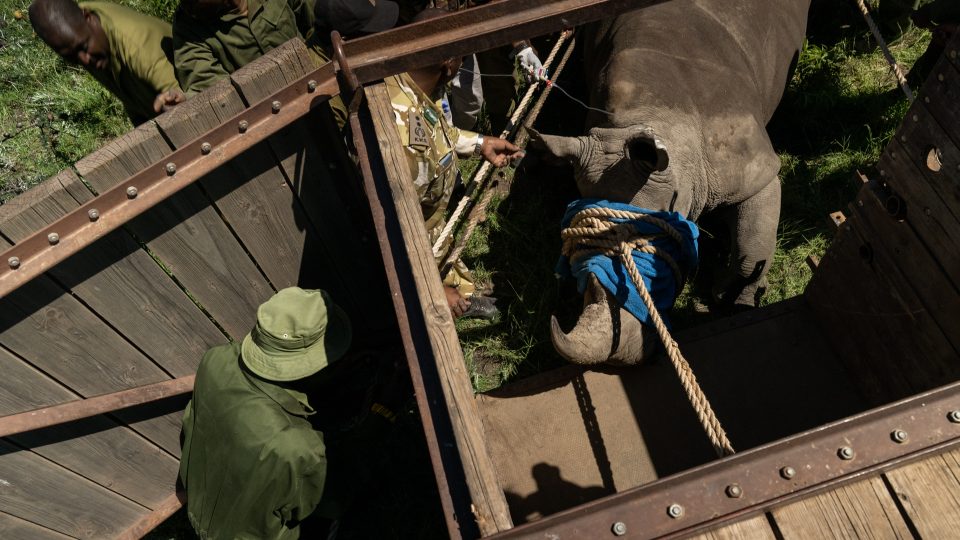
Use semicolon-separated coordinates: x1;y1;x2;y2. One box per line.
366;81;513;535
0;170;224;377
0;512;72;540
228;39;392;330
0;440;147;539
770;476;912;538
884;448;960;537
689;514;776;540
75;122;271;339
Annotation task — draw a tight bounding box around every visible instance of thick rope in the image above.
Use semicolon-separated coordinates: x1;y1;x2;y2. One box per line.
856;0;915;101
562;207;736;457
440;35;578;276
433;30;573;259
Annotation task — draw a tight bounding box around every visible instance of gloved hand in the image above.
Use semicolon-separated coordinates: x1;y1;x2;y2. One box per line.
515;46;548;83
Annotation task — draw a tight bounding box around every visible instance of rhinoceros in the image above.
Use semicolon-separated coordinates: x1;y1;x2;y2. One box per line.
536;0;811;365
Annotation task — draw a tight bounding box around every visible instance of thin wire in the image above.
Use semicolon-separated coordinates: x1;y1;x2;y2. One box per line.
457;68;614;116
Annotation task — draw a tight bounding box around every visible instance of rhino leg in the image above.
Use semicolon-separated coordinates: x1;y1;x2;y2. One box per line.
712;178;781;307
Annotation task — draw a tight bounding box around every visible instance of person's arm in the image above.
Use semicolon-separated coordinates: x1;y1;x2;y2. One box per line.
455;129;522;168
173;18;231;95
288;0;317;38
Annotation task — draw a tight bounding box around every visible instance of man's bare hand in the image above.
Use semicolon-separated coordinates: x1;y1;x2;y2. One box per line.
444;286;470;318
153;89;186;114
480;137;523;168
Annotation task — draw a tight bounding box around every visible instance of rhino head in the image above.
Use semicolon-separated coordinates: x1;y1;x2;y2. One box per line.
533;125;683;365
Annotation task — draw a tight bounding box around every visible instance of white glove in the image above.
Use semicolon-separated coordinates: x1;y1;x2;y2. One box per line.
515;46;547;82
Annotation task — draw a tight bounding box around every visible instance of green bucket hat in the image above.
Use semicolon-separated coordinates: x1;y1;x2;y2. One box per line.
241;287;352;382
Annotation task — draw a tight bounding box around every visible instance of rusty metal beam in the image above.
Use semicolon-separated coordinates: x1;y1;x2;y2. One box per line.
0;376;194;438
490;378;960;539
0;0;667;299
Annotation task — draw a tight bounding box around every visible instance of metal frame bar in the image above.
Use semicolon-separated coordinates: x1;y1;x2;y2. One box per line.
0;376;194;438
0;0;666;299
489;378;960;539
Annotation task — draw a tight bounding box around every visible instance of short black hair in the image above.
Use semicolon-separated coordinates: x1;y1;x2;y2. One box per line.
29;0;85;45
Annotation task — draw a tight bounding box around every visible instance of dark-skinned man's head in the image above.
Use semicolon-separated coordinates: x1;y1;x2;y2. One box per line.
29;0;110;70
407;8;461;95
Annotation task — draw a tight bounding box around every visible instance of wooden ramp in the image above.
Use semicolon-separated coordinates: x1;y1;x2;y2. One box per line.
0;40;391;538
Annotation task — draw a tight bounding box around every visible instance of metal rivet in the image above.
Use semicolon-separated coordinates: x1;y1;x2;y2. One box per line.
200;142;212;155
925;96;931;103
891;429;908;443
780;466;796;479
238;120;249;133
913;114;919;122
838;446;855;460
948;410;960;423
47;233;59;245
938;74;945;82
858;200;864;207
951;50;957;60
307;80;318;92
880;169;887;177
891;151;897;158
271;101;281;113
900;135;907;142
8;256;20;269
725;484;743;498
126;186;138;198
667;504;684;519
925;207;932;216
165;162;177;175
88;209;99;221
611;521;627;536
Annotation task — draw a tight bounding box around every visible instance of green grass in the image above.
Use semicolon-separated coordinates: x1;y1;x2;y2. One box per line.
455;19;934;391
0;0;176;202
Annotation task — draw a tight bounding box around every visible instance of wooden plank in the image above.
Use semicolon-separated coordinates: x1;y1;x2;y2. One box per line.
884;447;960;537
804;219;918;403
154;78;309;292
918;56;960;158
0;170;224;377
365;82;513;535
851;186;960;365
115;492;184;540
229;39;392;330
75;121;271;339
689;514;776;540
770;476;912;539
0;343;180;508
0;234;168;395
0;512;72;540
0;439;148;539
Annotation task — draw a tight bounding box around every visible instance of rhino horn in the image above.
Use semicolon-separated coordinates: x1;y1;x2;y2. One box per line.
551;275;653;365
551;275;614;365
528;127;588;166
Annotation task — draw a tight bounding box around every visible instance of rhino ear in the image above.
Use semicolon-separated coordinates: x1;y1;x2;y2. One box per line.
528;127;587;166
625;133;669;173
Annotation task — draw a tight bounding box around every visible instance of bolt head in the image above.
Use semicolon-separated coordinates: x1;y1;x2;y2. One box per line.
201;142;212;155
126;186;138;198
165;162;177;175
238;120;249;133
611;521;627;536
307;80;318;92
667;504;684;519
900;135;907;142
8;256;20;269
891;429;908;443
951;50;957;60
725;484;743;498
948;410;960;423
838;446;855;460
780;466;796;479
88;209;100;221
939;73;945;82
925;96;931;103
271;100;282;113
925;208;932;216
47;232;59;245
913;114;919;122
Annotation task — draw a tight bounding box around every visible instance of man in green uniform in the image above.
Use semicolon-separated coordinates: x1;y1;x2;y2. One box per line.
29;0;184;124
387;9;522;317
172;0;317;94
180;287;394;539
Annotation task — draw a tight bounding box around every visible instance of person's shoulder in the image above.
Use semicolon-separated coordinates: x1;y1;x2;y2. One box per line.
196;342;243;381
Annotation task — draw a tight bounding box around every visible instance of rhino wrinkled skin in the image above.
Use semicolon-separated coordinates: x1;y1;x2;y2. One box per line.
538;0;812;365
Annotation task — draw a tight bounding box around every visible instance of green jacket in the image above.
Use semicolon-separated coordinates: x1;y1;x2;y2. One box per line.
80;1;180;124
179;343;327;540
173;0;316;94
